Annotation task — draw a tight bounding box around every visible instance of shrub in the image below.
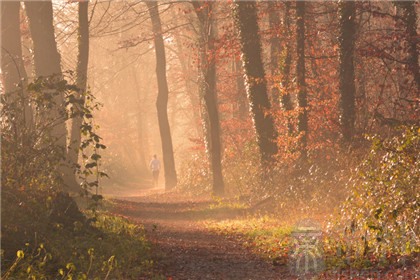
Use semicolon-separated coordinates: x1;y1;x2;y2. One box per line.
1;74;153;279
177;150;213;195
335;126;419;266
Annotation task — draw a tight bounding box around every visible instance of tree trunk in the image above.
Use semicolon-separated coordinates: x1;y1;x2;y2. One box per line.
25;1;75;190
268;1;281;106
67;0;90;187
235;58;248;120
281;2;294;134
130;64;147;171
234;1;278;166
296;0;308;159
395;1;420;95
338;1;356;143
146;2;177;190
193;2;225;196
25;1;62;78
1;1;33;129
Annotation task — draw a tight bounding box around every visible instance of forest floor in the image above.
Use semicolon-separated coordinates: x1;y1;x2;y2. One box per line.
107;185;293;280
105;183;419;280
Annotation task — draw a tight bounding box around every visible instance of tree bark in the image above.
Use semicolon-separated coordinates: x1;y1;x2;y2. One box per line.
146;1;178;190
1;1;33;129
235;58;248;121
268;1;281;106
296;0;308;159
233;1;278;166
281;2;294;134
25;1;75;190
395;1;420;95
67;0;90;187
338;1;356;143
25;1;62;77
193;2;225;196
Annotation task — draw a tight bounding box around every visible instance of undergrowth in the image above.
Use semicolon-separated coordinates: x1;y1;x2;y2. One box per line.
192;126;419;274
1;75;156;279
1;186;154;279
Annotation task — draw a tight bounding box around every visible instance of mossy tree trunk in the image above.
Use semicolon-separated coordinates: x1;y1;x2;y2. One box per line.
233;1;278;167
235;59;248;121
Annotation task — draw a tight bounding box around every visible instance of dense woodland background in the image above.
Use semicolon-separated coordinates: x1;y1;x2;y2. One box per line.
1;0;418;279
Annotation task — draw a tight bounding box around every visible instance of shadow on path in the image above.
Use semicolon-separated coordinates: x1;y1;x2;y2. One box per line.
110;190;294;280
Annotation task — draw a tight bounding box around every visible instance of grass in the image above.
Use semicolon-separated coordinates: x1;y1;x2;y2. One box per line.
204;212;419;278
205;215;293;264
1;186;156;279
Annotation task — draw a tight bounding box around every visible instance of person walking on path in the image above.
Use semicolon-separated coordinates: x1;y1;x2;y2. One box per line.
150;154;161;188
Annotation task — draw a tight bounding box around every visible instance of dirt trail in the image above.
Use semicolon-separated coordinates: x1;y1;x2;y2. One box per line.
109;188;292;280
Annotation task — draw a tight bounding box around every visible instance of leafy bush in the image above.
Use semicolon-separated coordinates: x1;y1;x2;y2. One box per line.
222;140;264;197
1;73;106;196
1;75;153;279
177;150;212;195
335;126;419;267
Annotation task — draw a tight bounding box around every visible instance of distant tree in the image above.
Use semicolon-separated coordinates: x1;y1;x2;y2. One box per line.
338;1;356;143
281;2;294;134
146;1;178;190
233;1;278;166
1;1;33;129
192;1;225;196
296;0;308;159
394;1;420;94
172;28;202;138
67;0;90;188
130;64;148;171
268;1;281;106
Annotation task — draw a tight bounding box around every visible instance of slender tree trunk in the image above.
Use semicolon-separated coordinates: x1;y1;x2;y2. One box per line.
146;2;177;190
281;2;294;134
130;65;147;171
25;1;75;190
338;1;356;143
193;2;225;196
1;1;33;129
67;0;90;186
268;1;281;106
395;1;420;95
233;1;278;166
296;0;308;159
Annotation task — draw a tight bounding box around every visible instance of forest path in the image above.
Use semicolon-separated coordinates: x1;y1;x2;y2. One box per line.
109;188;292;280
